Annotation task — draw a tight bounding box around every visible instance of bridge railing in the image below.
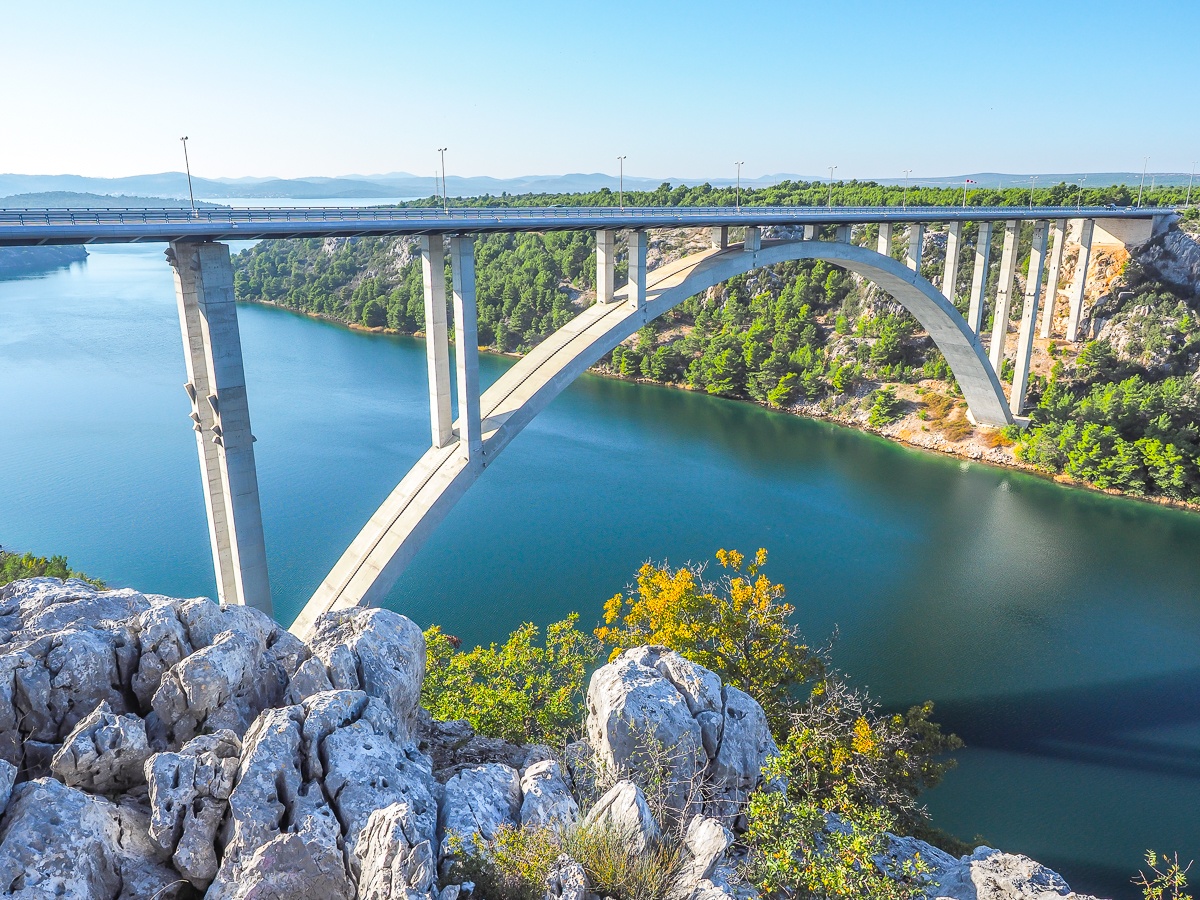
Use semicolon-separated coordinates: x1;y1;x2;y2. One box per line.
0;204;1173;228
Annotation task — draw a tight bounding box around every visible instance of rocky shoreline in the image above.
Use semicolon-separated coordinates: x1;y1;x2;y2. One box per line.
0;576;1105;899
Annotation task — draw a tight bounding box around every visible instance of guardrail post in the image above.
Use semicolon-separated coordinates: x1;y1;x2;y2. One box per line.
1011;220;1049;415
989;220;1021;373
966;220;992;334
1039;218;1067;339
1065;219;1095;342
451;235;482;464
421;236;454;448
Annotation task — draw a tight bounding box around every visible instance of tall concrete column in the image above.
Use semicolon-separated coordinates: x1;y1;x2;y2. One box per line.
836;224;852;243
1039;219;1067;339
966;221;992;334
744;226;761;252
905;223;924;271
877;222;893;257
1011;220;1049;415
421;236;453;449
596;229;616;303
803;224;818;241
1066;218;1095;342
626;229;647;308
450;236;481;463
169;240;272;616
989;220;1021;373
710;226;728;249
943;221;963;302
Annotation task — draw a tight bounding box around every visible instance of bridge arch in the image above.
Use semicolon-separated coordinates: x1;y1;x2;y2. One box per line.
291;237;1009;636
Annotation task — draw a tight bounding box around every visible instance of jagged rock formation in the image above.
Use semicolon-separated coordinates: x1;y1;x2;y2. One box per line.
0;577;1106;900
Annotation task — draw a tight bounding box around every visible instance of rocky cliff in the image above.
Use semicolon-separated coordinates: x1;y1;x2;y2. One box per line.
0;576;1103;900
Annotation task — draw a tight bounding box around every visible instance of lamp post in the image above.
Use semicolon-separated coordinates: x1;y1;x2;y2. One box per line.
179;136;196;216
735;161;744;209
827;165;837;208
437;148;448;214
617;156;626;208
902;169;912;209
1077;174;1087;211
1187;162;1196;208
1028;175;1037;210
1138;156;1148;208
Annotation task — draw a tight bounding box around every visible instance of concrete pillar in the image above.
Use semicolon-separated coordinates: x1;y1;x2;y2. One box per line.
943;221;963;302
596;229;616;303
966;221;992;334
877;221;893;257
710;226;728;249
905;223;924;271
1038;219;1067;339
626;230;647;309
421;236;453;449
836;224;853;243
989;220;1021;374
450;236;481;463
803;224;818;240
744;226;761;252
1066;219;1095;342
169;240;272;616
1011;220;1049;416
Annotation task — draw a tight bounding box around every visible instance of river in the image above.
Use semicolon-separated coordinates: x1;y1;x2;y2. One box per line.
1;244;1197;897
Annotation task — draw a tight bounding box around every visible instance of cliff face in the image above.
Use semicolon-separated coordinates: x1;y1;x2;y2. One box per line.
0;576;1105;900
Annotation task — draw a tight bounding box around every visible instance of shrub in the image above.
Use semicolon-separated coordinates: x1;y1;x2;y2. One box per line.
868;387;904;427
1134;850;1193;900
0;547;103;589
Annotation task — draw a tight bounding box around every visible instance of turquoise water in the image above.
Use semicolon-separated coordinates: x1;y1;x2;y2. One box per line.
2;246;1198;897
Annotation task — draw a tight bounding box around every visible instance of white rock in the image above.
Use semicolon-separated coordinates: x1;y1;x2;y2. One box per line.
355;802;440;900
679;815;733;889
520;759;579;831
0;759;14;813
439;763;522;858
544;854;590;900
49;700;150;793
581;780;660;854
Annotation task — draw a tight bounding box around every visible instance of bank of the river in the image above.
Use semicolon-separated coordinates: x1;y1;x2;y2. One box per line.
3;246;1199;898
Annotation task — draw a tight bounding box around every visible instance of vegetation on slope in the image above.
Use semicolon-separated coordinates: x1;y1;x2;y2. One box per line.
0;545;103;588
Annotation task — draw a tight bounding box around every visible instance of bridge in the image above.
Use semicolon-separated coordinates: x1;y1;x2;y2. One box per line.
0;204;1171;633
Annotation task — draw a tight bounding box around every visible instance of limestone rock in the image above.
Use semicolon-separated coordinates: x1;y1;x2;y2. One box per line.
145;729;241;887
708;685;775;822
355;802;440;900
679;815;733;889
581;780;660;854
49;700;150;793
439;763;522;858
0;777;186;899
519;759;578;831
309;607;427;743
418;715;545;779
0;759;14;813
544;854;590;900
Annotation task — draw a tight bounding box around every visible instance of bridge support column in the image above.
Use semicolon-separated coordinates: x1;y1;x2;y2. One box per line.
877;222;893;257
943;221;962;302
451;236;481;464
596;229;616;303
1011;220;1049;416
906;223;924;271
421;236;453;449
1066;219;1095;342
989;220;1021;373
710;226;728;249
169;240;272;616
966;221;992;334
836;224;852;243
744;226;761;252
1039;219;1067;339
803;224;818;241
626;230;647;309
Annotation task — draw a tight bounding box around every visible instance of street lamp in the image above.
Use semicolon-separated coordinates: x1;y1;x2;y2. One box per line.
1138;156;1149;208
1028;175;1037;210
1187;162;1196;208
617;156;626;209
179;137;196;216
827;165;837;208
902;169;912;209
735;161;744;209
1077;174;1087;211
437;148;449;214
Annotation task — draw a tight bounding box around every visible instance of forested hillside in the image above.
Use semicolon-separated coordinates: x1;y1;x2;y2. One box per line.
231;180;1200;506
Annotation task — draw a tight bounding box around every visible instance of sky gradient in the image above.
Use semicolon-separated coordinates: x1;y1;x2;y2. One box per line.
3;0;1195;181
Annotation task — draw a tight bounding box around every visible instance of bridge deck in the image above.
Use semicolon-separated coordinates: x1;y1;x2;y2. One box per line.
0;204;1169;246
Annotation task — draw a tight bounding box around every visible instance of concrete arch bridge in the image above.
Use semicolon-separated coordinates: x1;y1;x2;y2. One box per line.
0;205;1169;631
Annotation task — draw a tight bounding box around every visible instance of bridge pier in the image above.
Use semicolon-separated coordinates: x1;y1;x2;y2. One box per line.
1011;220;1049;415
1066;219;1095;342
744;226;761;252
710;226;728;249
943;221;962;302
836;224;853;243
421;236;453;449
627;230;647;309
803;224;818;241
596;229;616;303
877;222;893;257
168;241;272;616
451;236;481;464
966;221;992;334
989;220;1021;373
1039;219;1067;339
906;223;924;271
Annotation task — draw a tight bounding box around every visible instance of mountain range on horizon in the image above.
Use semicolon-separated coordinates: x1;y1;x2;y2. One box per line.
0;170;1193;203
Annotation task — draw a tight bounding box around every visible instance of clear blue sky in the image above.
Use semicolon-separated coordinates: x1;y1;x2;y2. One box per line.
3;0;1196;181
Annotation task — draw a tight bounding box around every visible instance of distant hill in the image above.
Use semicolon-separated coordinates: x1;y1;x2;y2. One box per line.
0;191;225;209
